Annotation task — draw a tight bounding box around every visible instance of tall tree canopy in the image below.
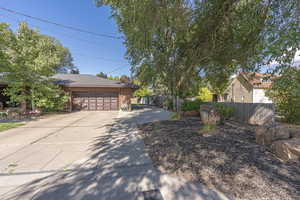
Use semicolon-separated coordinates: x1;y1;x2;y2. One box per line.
0;22;74;111
96;0;299;101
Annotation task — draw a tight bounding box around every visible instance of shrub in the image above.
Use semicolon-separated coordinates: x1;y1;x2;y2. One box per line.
266;68;300;124
0;111;8;119
171;112;181;120
214;103;235;120
33;84;69;112
181;99;202;111
196;88;213;102
163;98;174;110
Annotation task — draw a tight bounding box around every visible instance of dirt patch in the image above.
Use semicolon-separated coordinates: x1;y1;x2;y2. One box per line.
138;118;300;200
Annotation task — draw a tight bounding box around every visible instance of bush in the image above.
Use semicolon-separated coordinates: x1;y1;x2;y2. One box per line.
181;99;202;111
33;84;69;112
266;68;300;124
214;103;235;120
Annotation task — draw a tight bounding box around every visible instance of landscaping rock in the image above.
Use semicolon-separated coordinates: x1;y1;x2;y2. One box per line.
199;104;220;125
255;125;290;145
181;110;199;117
271;138;300;161
138;118;300;200
289;128;300;138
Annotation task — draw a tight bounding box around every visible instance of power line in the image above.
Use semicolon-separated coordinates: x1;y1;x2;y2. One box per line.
0;6;122;40
0;13;106;47
0;12;131;74
108;65;129;74
0;13;125;64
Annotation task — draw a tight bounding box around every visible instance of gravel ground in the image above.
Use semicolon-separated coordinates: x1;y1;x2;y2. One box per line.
138;118;300;200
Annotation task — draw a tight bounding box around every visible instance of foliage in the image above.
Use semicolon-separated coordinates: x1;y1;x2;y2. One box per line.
119;75;131;83
97;0;299;103
181;99;202;112
96;72;108;78
214;103;235;120
199;124;216;134
134;87;152;98
196;88;213;102
170;112;181;120
0;112;8;118
32;83;69;112
0;122;24;132
266;68;300;124
107;75;119;80
0;22;73;112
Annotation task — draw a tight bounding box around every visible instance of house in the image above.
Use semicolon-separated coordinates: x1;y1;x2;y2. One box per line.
218;72;273;103
0;74;137;111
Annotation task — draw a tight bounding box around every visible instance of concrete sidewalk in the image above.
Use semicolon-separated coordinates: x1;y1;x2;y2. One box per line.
1;108;231;200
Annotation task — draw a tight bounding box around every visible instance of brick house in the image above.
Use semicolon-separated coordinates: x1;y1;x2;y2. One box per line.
0;74;137;111
216;72;273;103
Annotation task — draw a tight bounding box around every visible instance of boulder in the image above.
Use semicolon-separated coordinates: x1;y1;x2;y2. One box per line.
288;127;300;138
181;110;199;117
255;125;290;146
199;105;220;125
271;138;300;161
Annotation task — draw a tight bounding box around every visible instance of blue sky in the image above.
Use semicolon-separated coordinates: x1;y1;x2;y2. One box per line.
0;0;131;76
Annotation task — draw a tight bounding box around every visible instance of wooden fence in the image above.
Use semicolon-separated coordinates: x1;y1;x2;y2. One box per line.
208;102;275;125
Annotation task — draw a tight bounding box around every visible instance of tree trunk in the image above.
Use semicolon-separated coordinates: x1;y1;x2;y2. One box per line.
20;100;27;113
20;90;27;113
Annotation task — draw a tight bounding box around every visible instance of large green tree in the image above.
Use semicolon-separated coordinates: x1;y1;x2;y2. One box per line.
0;22;74;112
266;67;300;124
96;0;299;110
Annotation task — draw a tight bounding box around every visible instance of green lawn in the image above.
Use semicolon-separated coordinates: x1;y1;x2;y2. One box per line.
0;122;25;132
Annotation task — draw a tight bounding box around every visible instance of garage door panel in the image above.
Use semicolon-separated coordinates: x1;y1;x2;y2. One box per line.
72;92;118;111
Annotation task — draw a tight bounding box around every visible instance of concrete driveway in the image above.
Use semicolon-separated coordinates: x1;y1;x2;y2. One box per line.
0;111;118;195
0;108;230;200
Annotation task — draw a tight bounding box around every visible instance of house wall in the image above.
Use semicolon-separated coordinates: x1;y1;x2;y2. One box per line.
119;88;132;111
253;89;273;103
226;77;253;103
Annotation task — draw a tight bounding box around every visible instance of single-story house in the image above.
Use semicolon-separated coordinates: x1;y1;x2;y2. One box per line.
0;73;137;111
215;72;273;103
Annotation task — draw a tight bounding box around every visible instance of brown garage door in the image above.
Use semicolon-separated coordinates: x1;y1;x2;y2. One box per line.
72;92;119;111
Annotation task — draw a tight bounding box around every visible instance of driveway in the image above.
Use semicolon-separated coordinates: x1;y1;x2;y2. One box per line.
0;107;230;200
0;111;118;196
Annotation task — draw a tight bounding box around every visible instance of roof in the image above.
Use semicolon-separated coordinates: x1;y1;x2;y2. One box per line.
0;73;137;89
239;72;273;89
52;74;136;88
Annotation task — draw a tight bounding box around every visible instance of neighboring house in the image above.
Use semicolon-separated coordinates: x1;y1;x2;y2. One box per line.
218;72;273;103
0;74;137;111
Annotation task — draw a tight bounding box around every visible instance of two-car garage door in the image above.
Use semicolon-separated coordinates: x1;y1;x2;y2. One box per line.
72;92;119;111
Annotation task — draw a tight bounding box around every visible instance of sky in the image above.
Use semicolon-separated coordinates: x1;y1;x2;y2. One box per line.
0;0;131;76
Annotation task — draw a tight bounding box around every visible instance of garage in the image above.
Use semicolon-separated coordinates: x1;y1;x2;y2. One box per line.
72;92;119;111
52;74;137;111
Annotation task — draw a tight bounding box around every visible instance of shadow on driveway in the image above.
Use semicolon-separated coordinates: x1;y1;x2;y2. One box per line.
1;108;229;200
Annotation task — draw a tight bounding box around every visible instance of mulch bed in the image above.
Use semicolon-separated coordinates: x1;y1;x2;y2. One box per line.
138;118;300;200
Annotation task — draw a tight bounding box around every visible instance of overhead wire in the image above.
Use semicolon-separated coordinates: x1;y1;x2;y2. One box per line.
0;10;131;75
0;6;122;39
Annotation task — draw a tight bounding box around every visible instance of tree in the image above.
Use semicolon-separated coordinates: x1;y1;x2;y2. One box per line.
120;75;131;83
96;72;108;78
266;67;300;124
96;0;299;110
0;22;73;112
197;88;213;102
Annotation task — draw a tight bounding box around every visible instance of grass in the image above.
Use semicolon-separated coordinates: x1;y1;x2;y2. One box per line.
199;124;217;134
0;122;24;132
170;112;181;120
